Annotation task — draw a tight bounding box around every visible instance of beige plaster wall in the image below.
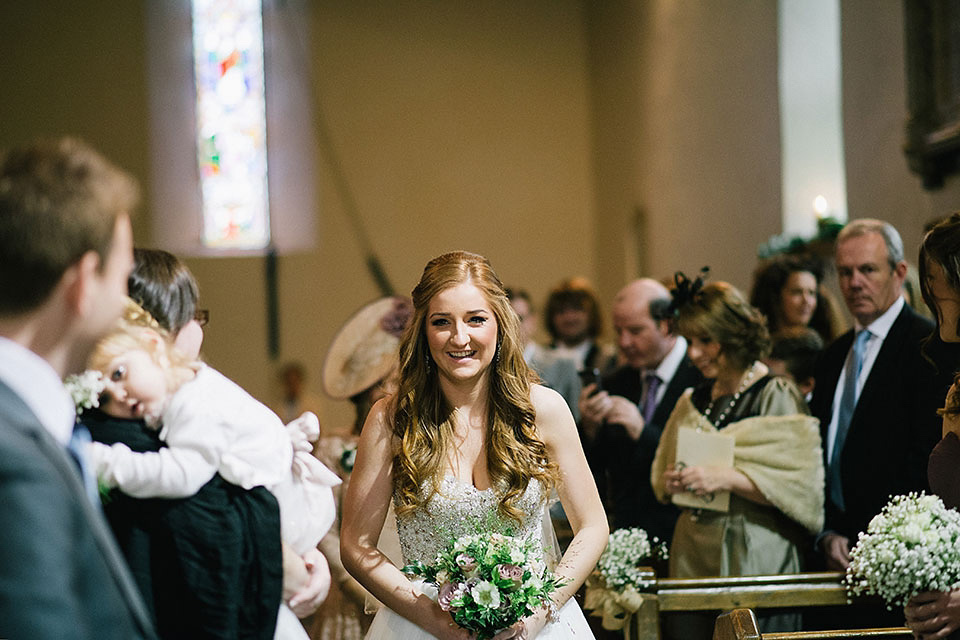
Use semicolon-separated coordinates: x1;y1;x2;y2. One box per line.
586;0;782;299
1;0;949;433
841;0;960;264
0;1;597;432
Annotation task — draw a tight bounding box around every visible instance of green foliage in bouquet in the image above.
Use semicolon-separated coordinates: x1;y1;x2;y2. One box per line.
846;492;960;608
402;532;565;640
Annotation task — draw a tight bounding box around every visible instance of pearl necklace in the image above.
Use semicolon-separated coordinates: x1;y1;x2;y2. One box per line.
698;361;761;430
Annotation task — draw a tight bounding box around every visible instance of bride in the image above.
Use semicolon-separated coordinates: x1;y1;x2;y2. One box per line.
341;251;607;640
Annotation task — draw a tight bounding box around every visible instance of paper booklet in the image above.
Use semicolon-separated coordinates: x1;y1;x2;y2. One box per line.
671;426;736;512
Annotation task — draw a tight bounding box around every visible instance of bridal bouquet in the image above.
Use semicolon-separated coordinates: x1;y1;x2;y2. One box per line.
846;492;960;608
402;532;564;639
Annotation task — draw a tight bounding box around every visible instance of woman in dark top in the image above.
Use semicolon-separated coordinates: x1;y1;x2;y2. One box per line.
81;248;282;639
905;213;960;639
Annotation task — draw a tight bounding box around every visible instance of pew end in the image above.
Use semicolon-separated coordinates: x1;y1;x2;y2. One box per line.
713;608;913;640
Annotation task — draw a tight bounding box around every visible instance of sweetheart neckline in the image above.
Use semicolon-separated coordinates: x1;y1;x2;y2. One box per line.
442;474;494;493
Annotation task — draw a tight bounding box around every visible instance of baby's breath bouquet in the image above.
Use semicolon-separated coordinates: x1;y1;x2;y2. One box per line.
402;532;564;640
846;492;960;609
595;527;668;592
584;527;668;631
64;370;105;416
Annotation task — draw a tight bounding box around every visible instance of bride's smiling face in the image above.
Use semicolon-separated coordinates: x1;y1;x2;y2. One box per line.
425;281;499;384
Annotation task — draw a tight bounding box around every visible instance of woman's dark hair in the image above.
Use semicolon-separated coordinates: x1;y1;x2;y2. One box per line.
543;278;603;342
128;248;199;334
749;253;838;341
919;212;960;340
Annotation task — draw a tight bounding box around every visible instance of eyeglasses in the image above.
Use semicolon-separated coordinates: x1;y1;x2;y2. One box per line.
194;309;209;328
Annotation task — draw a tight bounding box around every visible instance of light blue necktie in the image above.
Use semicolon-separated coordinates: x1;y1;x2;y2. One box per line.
829;329;870;511
67;422;101;508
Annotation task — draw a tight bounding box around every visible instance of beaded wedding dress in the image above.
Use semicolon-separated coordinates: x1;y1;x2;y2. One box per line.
365;477;593;639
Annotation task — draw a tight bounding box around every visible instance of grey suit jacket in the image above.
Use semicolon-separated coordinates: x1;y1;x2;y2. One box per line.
0;381;156;639
527;344;583;421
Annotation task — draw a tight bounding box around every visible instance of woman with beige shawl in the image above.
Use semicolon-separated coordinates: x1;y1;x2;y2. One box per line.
651;278;824;637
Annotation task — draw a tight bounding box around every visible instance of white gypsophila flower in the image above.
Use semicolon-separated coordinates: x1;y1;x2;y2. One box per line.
846;492;960;608
63;370;106;416
595;527;669;592
522;573;543;590
507;543;527;565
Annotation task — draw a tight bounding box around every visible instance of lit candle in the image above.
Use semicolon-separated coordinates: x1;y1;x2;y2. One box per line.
813;195;828;220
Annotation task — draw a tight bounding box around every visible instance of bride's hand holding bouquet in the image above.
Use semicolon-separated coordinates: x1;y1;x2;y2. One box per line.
403;533;565;640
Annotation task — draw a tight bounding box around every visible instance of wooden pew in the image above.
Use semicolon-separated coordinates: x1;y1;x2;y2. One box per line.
712;608;912;640
601;569;879;640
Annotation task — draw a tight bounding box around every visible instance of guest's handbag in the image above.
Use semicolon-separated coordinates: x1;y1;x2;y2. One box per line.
671;427;735;512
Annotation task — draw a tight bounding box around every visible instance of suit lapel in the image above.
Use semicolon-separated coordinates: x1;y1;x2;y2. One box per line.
850;306;912;427
0;381;155;637
652;357;700;425
813;330;853;440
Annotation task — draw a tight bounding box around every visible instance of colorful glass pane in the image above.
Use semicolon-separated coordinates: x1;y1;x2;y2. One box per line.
192;0;270;249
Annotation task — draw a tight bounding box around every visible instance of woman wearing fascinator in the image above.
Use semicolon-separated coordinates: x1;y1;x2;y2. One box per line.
304;296;413;640
651;271;824;637
340;251;607;640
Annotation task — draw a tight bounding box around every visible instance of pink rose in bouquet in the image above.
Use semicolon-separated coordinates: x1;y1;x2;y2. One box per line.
438;582;466;611
456;553;478;573
496;564;524;589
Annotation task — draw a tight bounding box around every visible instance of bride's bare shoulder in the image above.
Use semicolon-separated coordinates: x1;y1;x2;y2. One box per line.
359;397;398;444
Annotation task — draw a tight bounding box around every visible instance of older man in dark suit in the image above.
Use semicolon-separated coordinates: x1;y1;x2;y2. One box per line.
0;139;156;639
580;278;703;543
810;219;952;573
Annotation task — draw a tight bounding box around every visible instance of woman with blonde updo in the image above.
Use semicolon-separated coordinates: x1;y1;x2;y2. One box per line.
340;251;607;640
652;278;824;636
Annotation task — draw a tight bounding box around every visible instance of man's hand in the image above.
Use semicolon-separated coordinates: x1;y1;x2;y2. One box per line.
821;533;851;570
578;384;609;440
578;385;644;440
605;396;645;440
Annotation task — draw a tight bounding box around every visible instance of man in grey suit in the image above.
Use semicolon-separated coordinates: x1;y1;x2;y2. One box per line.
0;138;156;639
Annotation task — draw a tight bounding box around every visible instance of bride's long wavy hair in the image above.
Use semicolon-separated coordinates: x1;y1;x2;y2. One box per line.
391;251;558;522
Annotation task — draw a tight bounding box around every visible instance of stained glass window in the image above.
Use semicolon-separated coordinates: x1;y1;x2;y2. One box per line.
192;0;270;249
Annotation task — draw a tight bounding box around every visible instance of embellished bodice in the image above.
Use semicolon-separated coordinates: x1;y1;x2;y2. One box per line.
395;476;546;565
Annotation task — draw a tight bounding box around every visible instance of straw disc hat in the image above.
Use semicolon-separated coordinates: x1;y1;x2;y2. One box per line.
322;296;413;400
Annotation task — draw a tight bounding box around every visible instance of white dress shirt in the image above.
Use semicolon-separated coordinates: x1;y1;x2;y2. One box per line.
825;296;905;462
0;336;75;445
643;336;688;408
